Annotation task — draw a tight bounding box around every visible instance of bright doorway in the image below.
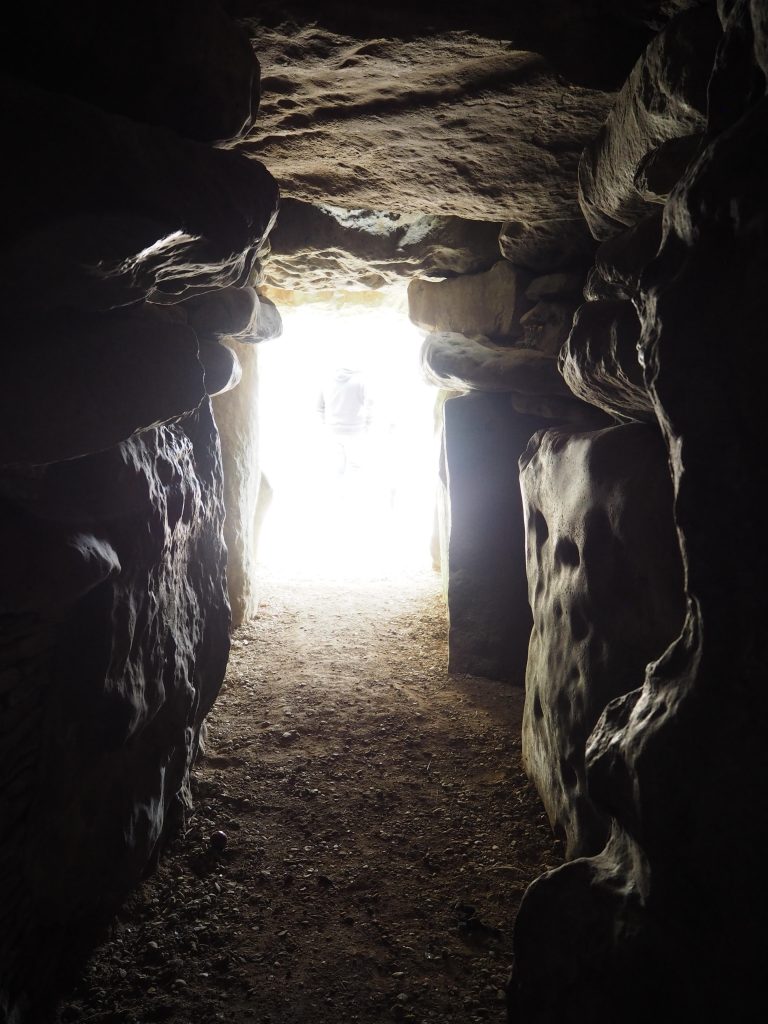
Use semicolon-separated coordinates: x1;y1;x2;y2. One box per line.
257;297;439;580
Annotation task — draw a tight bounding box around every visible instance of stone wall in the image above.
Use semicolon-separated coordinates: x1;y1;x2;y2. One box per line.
0;5;279;1018
415;270;607;682
520;423;685;858
3;1;765;1020
511;3;768;1018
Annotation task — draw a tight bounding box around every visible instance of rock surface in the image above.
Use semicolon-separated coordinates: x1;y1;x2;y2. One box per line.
559;299;655;422
264;199;503;291
1;311;206;466
3;79;279;312
235;24;613;234
0;404;230;1023
578;6;720;239
585;209;664;301
183;287;260;341
409;262;532;342
525;272;586;302
212;342;264;626
237;0;657;89
421;333;571;399
3;0;767;1021
633;132;703;201
519;300;580;358
498;215;597;274
512;4;768;1019
0;12;278;1019
519;423;685;856
444;396;542;683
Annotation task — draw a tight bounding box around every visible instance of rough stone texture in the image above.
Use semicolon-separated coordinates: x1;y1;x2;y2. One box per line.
421;333;571;399
519;300;580;358
498;215;597;274
443;396;543;683
235;25;614;236
3;1;766;1021
519;423;685;857
633;132;703;201
0;82;279;468
525;272;586;302
559;300;655;422
0;404;230;1024
199;340;243;398
408;262;532;342
184;287;260;341
578;6;721;239
585;209;664;301
264;200;503;291
212;342;263;627
422;333;607;427
753;0;768;77
511;6;768;1020
3;79;279;313
183;286;283;345
232;0;658;90
0;10;279;1017
707;0;767;134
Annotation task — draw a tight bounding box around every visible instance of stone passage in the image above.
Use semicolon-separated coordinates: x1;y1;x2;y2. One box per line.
57;570;561;1024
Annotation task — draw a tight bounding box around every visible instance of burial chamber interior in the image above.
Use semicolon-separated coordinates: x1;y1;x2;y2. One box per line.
2;1;767;1022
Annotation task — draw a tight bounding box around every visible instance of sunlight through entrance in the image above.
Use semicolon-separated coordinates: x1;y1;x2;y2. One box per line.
257;297;439;580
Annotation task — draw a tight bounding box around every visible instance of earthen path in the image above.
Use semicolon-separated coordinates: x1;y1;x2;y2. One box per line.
59;569;560;1024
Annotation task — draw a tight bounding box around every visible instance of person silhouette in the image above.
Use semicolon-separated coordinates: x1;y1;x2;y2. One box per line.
316;363;372;478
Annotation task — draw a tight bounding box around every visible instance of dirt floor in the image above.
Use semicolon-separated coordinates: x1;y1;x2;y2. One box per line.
58;568;562;1024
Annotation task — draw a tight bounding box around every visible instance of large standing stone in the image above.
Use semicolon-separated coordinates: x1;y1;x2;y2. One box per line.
212;342;263;626
511;7;768;1020
0;404;229;1023
519;423;684;856
444;395;543;683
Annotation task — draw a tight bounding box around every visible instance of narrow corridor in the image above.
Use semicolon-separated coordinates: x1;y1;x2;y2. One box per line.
59;571;560;1024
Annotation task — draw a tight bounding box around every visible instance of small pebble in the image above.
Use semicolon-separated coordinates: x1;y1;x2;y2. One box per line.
210;830;228;852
